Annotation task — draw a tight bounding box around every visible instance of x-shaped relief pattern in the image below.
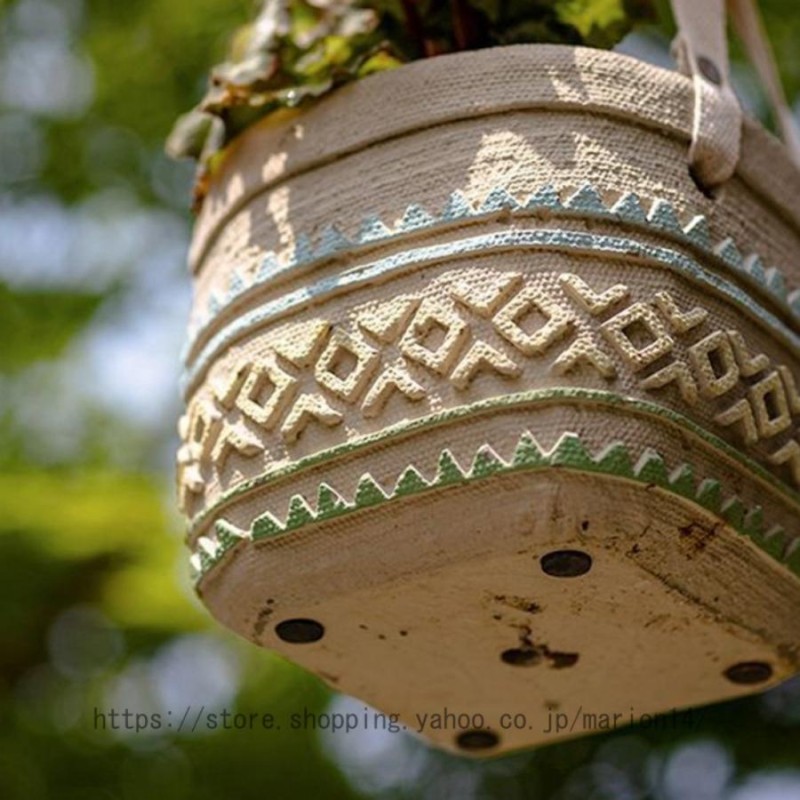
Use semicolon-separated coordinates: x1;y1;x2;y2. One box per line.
177;268;800;513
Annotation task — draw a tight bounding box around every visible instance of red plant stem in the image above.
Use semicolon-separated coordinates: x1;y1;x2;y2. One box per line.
400;0;436;57
450;0;476;50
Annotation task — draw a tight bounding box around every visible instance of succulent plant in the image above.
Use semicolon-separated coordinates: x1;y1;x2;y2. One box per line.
167;0;657;208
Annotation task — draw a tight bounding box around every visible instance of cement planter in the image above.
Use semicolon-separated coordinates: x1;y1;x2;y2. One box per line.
177;44;800;754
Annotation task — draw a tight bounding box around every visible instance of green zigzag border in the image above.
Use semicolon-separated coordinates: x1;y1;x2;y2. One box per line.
186;388;800;539
189;431;799;584
187;182;800;353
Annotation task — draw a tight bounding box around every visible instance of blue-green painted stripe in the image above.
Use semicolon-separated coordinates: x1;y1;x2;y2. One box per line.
185;186;800;363
181;228;800;397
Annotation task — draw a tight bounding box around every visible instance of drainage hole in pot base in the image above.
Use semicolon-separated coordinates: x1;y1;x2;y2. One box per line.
540;550;592;578
456;729;500;751
724;661;773;685
275;618;325;644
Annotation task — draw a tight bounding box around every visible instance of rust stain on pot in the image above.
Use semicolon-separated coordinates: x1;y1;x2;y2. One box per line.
509;624;579;669
678;521;720;555
493;593;542;614
253;606;274;637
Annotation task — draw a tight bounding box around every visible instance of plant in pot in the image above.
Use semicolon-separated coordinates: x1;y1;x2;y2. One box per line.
171;0;800;755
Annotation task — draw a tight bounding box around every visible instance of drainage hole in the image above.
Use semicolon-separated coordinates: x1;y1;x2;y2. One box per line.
275;618;325;643
456;729;499;751
724;661;773;685
540;550;592;578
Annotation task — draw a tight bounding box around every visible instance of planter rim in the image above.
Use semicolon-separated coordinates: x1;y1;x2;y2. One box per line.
188;43;800;274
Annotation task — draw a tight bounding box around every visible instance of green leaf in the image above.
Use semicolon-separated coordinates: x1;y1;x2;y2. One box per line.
164;110;222;160
556;0;627;37
357;47;404;76
166;0;659;205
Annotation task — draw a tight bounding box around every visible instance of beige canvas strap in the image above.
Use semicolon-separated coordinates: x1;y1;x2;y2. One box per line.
727;0;800;162
670;0;742;189
669;0;800;190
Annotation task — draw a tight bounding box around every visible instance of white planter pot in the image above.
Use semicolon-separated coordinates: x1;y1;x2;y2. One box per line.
178;44;800;754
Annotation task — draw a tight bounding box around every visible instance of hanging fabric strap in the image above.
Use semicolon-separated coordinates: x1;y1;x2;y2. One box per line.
727;0;800;163
669;0;742;189
668;0;800;190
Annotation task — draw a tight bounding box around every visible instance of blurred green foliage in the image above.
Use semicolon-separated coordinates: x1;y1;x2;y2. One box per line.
1;0;799;798
0;283;103;371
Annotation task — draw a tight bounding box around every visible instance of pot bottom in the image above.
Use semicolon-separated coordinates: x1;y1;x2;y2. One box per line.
199;469;800;755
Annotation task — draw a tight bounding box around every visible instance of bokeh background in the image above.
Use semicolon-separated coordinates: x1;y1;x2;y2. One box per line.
1;0;799;797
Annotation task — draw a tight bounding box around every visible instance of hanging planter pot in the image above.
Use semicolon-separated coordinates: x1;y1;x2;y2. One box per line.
177;1;800;755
